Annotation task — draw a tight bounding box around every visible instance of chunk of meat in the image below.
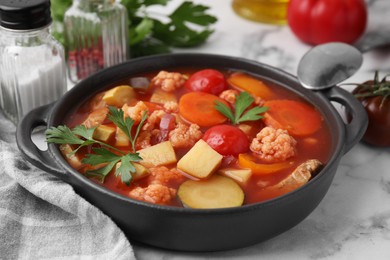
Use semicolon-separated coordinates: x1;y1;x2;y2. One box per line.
250;126;297;163
142;110;166;131
83;107;109;128
151;71;187;92
264;159;323;192
89;92;107;110
169;122;203;148
135;131;152;150
219;89;265;106
122;101;148;124
128;184;176;204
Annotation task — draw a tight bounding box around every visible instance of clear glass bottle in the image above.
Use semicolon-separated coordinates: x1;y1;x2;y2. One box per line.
64;0;129;83
0;0;67;124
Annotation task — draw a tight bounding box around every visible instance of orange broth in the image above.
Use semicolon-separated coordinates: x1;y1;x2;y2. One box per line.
62;68;332;207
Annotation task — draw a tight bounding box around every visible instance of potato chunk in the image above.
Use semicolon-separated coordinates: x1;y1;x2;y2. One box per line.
93;125;116;142
219;168;252;184
115;128;130;147
138;141;177;167
177;139;223;179
59;144;83;170
102;85;136;107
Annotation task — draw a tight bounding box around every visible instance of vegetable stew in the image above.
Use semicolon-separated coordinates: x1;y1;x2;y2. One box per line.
47;68;332;208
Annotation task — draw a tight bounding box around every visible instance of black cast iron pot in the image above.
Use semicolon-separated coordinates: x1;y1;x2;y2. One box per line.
16;54;367;252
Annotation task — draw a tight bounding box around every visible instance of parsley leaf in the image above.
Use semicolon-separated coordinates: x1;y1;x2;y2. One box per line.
46;125;98;155
215;92;268;125
117;153;142;184
234;92;254;123
238;106;268;124
46;125;86;145
215;101;234;123
83;148;124;183
151;2;217;48
46;106;148;185
170;2;218;27
72;125;96;141
129;17;154;45
83;150;142;185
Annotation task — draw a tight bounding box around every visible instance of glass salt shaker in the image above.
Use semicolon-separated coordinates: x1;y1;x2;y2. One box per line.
64;0;129;83
0;0;67;124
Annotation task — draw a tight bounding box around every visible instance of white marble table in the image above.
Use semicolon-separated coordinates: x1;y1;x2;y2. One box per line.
133;0;390;259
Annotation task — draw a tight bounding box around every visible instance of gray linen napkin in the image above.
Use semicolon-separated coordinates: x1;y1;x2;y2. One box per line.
0;110;135;260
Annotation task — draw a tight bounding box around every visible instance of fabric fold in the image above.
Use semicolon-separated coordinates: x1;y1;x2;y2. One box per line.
0;111;135;260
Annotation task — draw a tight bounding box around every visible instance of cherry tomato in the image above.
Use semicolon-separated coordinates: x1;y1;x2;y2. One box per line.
287;0;367;45
185;69;227;95
353;79;390;147
203;125;249;156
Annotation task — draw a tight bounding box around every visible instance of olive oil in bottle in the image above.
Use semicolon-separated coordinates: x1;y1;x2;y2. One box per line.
232;0;289;25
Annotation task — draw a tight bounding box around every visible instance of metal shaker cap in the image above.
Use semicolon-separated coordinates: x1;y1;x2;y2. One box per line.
0;0;52;30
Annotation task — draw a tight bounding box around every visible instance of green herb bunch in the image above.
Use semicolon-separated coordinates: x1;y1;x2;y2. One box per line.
50;0;217;58
46;106;148;185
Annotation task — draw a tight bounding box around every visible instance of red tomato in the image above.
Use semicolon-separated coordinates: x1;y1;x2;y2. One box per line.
287;0;367;45
353;79;390;147
203;125;249;156
185;69;227;95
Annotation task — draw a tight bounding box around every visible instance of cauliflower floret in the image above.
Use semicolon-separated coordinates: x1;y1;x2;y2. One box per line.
151;71;187;92
128;166;185;204
122;101;148;124
250;126;297;162
148;166;186;185
163;101;179;113
219;89;240;105
129;184;176;204
169;122;203;148
219;89;265;106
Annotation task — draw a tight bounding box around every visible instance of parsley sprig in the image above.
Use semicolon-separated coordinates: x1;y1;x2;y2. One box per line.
215;92;268;125
50;0;217;58
108;106;148;152
46;106;148;185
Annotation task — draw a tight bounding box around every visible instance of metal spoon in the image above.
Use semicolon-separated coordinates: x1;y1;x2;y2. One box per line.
297;42;363;90
297;32;390;90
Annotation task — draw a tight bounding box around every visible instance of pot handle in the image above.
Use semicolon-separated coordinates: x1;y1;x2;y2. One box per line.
323;87;368;154
16;103;69;182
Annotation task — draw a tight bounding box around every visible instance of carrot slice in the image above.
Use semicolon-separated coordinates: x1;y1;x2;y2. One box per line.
238;153;293;175
263;100;322;136
227;72;273;100
179;92;228;126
